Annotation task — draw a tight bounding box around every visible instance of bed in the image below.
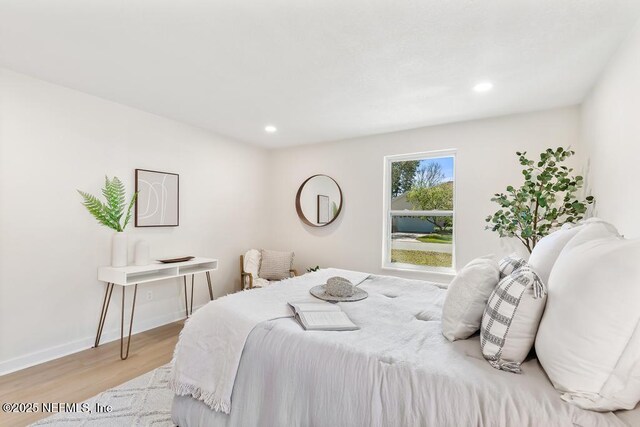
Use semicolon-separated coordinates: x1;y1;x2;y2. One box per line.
171;271;637;426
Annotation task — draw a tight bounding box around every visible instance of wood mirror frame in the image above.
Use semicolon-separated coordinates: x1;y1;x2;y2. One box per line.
295;174;343;227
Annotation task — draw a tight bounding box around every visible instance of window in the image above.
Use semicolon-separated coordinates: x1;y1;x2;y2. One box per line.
383;150;455;272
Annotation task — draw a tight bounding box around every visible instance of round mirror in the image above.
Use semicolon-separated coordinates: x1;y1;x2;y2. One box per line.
295;175;343;227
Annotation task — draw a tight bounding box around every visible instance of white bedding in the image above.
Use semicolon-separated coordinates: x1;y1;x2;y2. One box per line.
170;268;370;412
172;271;628;427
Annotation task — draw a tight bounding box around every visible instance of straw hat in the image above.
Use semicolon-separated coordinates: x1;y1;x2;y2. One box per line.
309;276;368;302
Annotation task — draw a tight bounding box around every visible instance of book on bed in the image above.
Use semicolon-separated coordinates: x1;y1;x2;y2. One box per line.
288;301;359;331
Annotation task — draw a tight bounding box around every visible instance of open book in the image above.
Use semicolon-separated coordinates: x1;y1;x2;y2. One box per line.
288;301;359;331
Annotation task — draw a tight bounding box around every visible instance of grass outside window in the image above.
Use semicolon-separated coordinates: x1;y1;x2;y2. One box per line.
416;232;452;244
390;249;452;267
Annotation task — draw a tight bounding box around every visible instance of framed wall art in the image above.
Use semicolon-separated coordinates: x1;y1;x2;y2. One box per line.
135;169;179;227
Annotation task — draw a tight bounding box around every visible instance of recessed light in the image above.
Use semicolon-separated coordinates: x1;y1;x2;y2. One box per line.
264;125;277;133
473;81;494;93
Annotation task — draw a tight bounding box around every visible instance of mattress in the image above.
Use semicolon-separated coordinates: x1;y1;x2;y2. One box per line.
171;274;635;426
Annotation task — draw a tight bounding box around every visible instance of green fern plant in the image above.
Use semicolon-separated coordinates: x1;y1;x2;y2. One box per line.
78;176;137;232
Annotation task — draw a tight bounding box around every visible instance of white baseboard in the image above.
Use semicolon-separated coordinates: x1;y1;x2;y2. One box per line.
0;304;204;377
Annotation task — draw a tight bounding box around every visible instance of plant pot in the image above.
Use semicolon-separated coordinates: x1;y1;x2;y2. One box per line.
112;232;128;267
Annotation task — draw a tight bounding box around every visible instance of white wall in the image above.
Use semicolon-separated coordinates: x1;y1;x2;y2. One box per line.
0;68;584;374
580;21;640;238
268;108;580;282
0;69;270;374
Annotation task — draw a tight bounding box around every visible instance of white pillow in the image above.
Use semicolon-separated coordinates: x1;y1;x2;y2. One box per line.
480;265;546;373
243;249;261;277
535;223;640;411
528;224;582;286
243;249;269;288
559;219;619;252
526;218;615;287
441;255;500;342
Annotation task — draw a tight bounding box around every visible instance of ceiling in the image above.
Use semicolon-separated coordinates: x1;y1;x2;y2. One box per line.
1;1;639;148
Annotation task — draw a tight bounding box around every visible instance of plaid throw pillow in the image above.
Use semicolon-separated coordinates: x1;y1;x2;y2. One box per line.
481;265;546;373
498;254;527;279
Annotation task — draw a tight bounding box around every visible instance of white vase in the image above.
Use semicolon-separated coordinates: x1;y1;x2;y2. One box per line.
134;240;150;266
112;232;128;267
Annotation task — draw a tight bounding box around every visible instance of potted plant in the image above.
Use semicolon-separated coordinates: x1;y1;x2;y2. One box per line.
78;176;137;267
486;147;594;253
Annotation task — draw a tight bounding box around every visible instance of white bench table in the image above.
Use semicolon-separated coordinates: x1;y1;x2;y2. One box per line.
94;257;218;360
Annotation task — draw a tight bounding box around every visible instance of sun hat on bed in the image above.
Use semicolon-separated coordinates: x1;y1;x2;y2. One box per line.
310;276;368;302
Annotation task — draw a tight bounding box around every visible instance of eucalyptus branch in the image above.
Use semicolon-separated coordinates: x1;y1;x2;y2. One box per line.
485;147;594;253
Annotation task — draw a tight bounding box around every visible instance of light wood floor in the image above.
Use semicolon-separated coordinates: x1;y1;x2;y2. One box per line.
0;321;184;427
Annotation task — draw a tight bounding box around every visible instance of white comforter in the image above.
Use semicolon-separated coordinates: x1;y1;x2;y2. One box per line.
172;271;626;427
170;268;370;413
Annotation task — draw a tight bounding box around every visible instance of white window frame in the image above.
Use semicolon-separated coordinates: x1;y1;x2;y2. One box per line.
382;149;457;274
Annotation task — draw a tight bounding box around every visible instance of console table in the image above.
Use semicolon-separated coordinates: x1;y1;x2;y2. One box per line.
94;257;218;360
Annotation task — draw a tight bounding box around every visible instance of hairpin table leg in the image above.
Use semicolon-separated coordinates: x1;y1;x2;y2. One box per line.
94;282;114;348
206;271;213;301
189;274;195;315
183;276;189;318
120;284;138;360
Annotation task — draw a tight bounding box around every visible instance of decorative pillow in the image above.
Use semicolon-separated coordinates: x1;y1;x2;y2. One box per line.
480;265;546;373
259;249;294;280
528;224;582;287
558;218;619;252
441;255;500;342
528;218;616;287
498;254;527;279
535;222;639;411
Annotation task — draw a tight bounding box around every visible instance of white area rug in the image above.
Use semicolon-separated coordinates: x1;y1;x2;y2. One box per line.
31;364;174;426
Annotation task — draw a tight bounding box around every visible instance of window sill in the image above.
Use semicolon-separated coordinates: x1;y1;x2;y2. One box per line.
381;263;456;278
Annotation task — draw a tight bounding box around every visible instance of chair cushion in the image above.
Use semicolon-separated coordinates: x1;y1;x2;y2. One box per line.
259;249;294;280
441;255;500;342
480;265;546;373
